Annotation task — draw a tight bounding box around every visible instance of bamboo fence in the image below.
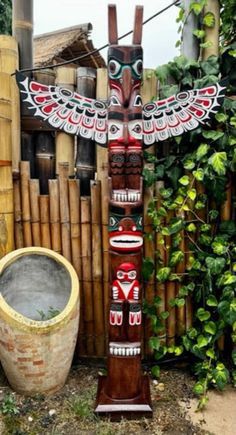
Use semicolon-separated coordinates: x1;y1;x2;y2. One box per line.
2;65;232;358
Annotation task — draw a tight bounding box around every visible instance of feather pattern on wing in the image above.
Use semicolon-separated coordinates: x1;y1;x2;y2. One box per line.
142;81;227;146
16;71;108;145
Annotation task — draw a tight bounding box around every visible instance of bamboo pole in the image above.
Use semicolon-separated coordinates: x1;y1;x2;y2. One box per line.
58;162;71;262
202;0;220;60
155;181;166;345
220;176;232;221
55;67;76;177
12;0;33;70
13;174;24;249
91;180;105;356
96;68;109;338
39;195;51;249
48;179;62;254
142;69;157;356
176;211;186;336
81;196;94;356
20;161;32;247
0;72;14;257
165;210;176;346
68;179;82;279
0;35;21;174
29;179;41;246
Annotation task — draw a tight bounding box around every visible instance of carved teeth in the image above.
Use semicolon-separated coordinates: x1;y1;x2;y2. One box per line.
109;342;141;357
112;190;141;203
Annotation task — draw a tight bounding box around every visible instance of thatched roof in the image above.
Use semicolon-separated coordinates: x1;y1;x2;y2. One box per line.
34;23;106;68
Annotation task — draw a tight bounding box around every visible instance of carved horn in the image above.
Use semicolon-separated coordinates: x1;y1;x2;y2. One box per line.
132;5;143;45
108;4;118;44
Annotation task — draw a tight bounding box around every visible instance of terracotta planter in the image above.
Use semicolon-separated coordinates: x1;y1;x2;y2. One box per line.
0;247;80;395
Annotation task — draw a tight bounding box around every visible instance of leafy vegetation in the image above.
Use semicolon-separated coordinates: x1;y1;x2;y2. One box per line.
143;1;236;410
0;0;12;35
37;306;61;321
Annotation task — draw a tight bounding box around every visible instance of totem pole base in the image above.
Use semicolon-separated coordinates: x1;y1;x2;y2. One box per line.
94;375;152;420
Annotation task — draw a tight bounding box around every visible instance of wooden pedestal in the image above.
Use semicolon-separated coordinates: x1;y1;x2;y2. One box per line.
95;374;152;420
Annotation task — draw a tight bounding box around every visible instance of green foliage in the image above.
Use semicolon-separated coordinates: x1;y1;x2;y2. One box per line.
0;394;20;416
0;0;12;35
144;6;236;408
37;306;61;321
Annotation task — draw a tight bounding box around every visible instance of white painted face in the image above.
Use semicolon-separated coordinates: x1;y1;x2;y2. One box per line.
108;120;123;140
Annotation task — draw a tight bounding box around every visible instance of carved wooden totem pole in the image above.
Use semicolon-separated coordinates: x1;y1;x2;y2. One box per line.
94;5;152;417
16;2;227;421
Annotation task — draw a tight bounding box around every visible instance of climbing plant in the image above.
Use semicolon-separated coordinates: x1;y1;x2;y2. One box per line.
0;0;12;35
143;1;236;410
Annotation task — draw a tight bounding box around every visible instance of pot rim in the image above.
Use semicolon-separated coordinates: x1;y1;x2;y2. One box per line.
0;247;79;333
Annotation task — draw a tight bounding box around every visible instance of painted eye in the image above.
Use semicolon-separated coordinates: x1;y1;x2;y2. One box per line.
110;125;119;134
109;216;116;226
132;225;137;231
132;59;143;77
117;271;124;279
128;271;137;279
118;225;123;232
109;60;121;77
132;124;142;134
59;88;73;99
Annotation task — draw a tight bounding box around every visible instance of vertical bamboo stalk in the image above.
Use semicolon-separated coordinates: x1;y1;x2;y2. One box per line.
39;195;51;249
13;174;24;249
55;67;76;177
48;179;61;254
176;211;186;336
202;0;220;60
12;0;33;70
91;180;105;356
0;36;21;174
58;162;71;262
68;179;82;279
81;196;94;355
96;68;109;339
155;181;166;345
29;179;41;246
0;72;14;257
165;210;176;346
20;160;32;247
220;176;232;221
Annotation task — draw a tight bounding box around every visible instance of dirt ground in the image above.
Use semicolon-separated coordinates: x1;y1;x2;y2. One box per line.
0;361;235;435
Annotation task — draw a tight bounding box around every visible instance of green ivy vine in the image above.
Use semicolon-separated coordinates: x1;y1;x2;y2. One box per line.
143;1;236;410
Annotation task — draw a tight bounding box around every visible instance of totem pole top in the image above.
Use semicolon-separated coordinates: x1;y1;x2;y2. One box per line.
108;4;143;46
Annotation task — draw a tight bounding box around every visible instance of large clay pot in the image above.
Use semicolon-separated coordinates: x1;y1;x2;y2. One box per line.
0;247;79;395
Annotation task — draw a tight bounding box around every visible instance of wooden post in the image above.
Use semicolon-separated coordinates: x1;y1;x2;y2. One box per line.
12;0;33;70
20;161;32;247
202;0;220;60
76;67;97;195
55;67;76;178
39;195;51;249
0;73;14;257
58;162;71;262
81;196;94;356
29;179;41;246
181;0;200;60
49;179;62;254
91;180;105;356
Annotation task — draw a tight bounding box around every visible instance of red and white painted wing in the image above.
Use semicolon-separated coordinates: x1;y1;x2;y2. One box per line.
16;71;108;145
142;81;227;146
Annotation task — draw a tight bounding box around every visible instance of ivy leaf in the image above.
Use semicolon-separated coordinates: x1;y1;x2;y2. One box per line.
212;241;227;255
193;168;204;181
208;152;227;176
142;257;155;281
156;267;171;282
159;187;173;199
204;321;217;335
197;308;211;322
149;337;160;351
169;250;184;267
190;2;204;15
232;350;236;365
168;218;184;235
183;159;195;170
203;130;224;141
196;143;209;160
187;327;198;339
186;223;197;233
206;295;218;307
187;188;197;201
203;12;215;28
205;257;226;275
197;335;209;348
178;175;190;186
215;112;228;123
193;381;205;396
151;365;160;379
193;29;205;39
212;367;229;390
206;349;215;359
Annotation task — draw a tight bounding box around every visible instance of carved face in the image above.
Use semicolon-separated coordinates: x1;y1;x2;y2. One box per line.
109;214;143;251
115;262;137;282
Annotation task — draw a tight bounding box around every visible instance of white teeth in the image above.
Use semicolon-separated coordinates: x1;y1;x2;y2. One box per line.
109;343;141;357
